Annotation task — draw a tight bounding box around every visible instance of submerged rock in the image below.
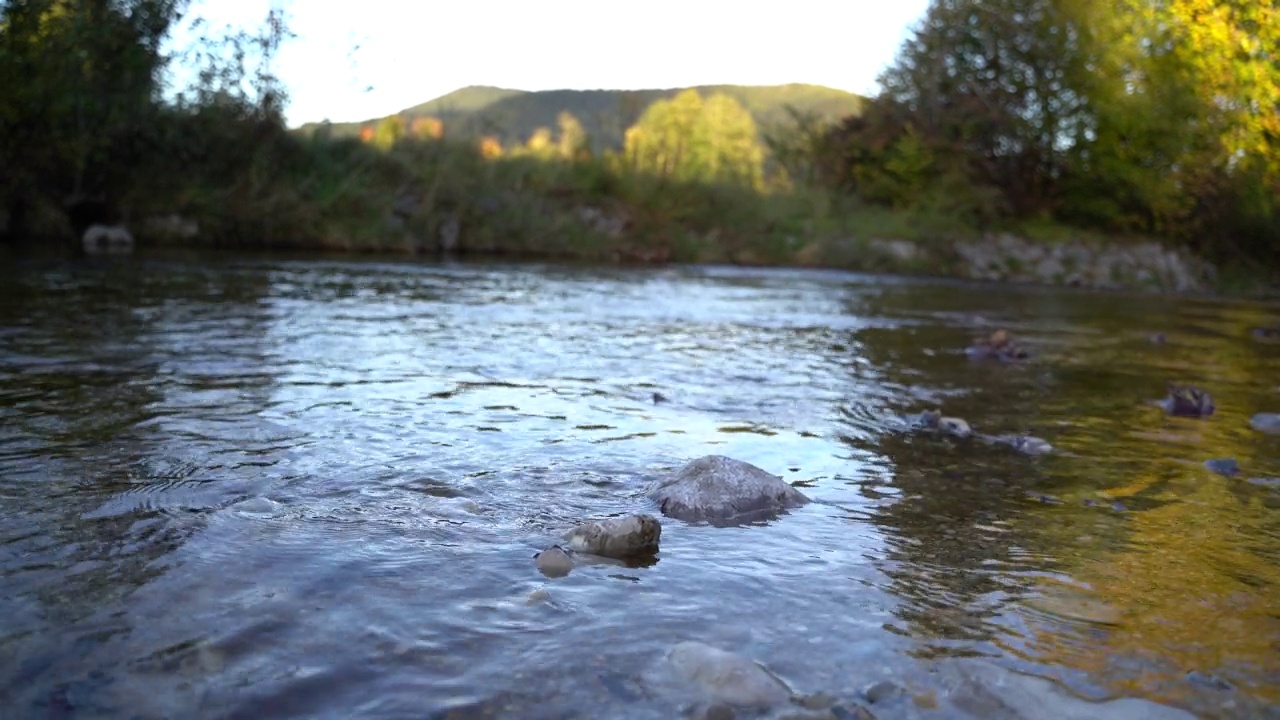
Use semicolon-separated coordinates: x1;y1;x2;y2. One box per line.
665;641;793;708
965;329;1029;362
1250;412;1280;434
1203;457;1240;477
942;659;1196;720
1160;383;1215;418
1251;325;1280;342
563;514;661;559
647;456;810;525
990;434;1053;455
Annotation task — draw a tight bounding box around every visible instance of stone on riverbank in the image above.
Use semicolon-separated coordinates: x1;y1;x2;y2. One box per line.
648;455;811;525
562;513;661;559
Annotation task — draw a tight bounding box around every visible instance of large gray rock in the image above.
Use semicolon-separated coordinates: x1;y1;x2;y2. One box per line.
648;455;811;525
563;514;660;559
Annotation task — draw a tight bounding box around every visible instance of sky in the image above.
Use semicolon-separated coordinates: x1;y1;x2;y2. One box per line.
172;0;932;128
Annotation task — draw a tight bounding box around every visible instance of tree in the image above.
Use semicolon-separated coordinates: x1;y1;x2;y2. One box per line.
556;111;589;160
0;0;290;240
879;0;1098;215
623;89;765;188
373;115;406;150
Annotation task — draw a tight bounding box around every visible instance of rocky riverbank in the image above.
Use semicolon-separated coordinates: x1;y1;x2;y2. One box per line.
803;233;1218;294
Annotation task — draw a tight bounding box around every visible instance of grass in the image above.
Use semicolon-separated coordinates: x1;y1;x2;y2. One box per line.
80;132;1268;296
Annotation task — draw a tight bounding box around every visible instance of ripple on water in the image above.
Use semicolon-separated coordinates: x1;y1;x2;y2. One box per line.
1;258;1277;718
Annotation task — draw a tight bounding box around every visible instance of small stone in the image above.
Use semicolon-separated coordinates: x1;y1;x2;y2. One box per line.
863;680;903;704
832;704;878;720
1185;670;1234;691
1150;332;1167;344
1203;458;1239;477
1025;492;1062;504
534;545;574;578
702;704;736;720
794;692;838;710
965;329;1029;362
526;588;552;605
1250;413;1280;434
915;410;971;437
563;514;661;559
1160;383;1214;417
653;392;668;404
939;416;972;437
992;434;1052;454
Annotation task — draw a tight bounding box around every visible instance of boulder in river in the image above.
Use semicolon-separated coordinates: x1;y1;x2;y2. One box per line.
647;455;811;525
562;513;661;559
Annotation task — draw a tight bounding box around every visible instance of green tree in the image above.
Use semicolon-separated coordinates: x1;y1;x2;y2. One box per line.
623;89;765;188
373;115;406;150
879;0;1098;215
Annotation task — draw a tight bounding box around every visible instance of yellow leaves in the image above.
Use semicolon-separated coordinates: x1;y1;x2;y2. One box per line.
1154;0;1280;177
477;136;503;159
623;90;766;189
410;116;443;140
524;126;553;157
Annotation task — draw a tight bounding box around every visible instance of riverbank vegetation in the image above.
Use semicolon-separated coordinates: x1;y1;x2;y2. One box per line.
2;0;1276;288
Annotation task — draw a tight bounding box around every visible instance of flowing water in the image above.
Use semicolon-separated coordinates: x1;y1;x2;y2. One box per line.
1;251;1278;719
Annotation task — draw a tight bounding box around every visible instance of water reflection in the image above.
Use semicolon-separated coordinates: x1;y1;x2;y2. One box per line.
0;253;1276;718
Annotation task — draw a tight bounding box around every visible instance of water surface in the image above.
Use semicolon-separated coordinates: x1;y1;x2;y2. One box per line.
1;252;1278;718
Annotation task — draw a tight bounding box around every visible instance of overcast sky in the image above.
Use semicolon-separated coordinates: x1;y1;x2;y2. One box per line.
171;0;932;127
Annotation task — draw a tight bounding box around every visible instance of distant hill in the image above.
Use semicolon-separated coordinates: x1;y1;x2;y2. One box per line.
297;84;865;151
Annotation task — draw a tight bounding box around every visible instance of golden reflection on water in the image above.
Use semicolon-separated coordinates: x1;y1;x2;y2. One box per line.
1012;450;1280;708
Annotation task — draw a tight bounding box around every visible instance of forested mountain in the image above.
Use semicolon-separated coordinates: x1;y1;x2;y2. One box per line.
297;84;865;149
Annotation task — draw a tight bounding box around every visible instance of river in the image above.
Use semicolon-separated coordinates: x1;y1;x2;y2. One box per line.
1;251;1277;719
